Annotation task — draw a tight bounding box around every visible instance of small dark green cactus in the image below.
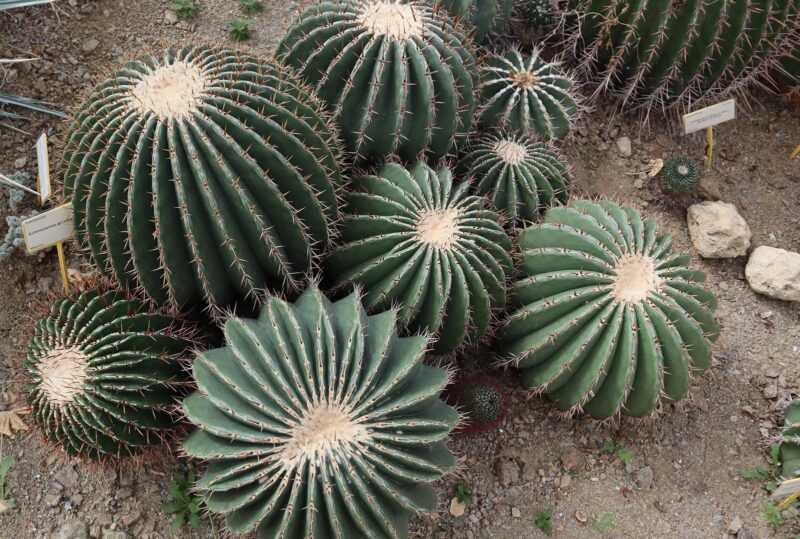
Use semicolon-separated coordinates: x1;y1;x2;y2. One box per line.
183;286;458;538
452;375;507;432
519;0;554;29
780;399;800;479
457;130;571;226
24;289;195;461
435;0;515;43
659;157;701;196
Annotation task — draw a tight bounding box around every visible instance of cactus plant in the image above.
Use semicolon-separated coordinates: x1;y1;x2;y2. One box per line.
24;289;195;461
277;0;477;164
478;48;579;139
558;0;800;111
325;161;513;354
780;399;800;479
61;45;342;312
659;157;701;197
497;200;720;419
457;130;571;225
449;374;507;433
182;286;458;538
518;0;554;29
435;0;515;43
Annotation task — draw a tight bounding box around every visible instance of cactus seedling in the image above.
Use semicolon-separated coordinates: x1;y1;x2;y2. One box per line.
479;49;579;139
227;18;253;40
659;157;701;197
780;399;800;479
24;289;196;461
61;46;342;313
449;374;507;434
457;130;571;226
497;200;720;419
278;0;477;164
183;286;458;538
326;161;513;354
519;0;554;29
435;0;516;43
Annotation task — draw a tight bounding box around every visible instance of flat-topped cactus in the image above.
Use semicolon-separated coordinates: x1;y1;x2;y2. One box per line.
435;0;515;43
24;289;195;461
182;286;458;539
780;399;800;479
278;0;477;164
457;130;571;225
478;49;579;139
659;157;701;197
61;45;342;312
326;161;513;354
497;200;720;419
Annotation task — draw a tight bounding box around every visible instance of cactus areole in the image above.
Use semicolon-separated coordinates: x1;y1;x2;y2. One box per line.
61;46;342;312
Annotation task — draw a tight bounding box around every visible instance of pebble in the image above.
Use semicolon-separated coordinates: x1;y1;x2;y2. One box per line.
728;516;743;534
13;157;27;169
635;466;654;489
82;38;100;53
633;178;645;189
55;466;79;489
101;532;126;539
560;450;583;472
53;519;88;539
511;507;521;518
616;136;632;157
116;486;133;500
449;497;466;517
45;492;62;507
763;381;778;399
164;9;178;24
495;459;520;487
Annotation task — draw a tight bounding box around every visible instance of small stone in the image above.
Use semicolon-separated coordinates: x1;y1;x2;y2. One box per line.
53;519;89;539
696;174;722;201
164;9;179;24
759;311;774;319
635;466;654;489
116;486;132;499
559;473;571;488
45;492;61;507
511;507;521;518
728;516;743;534
633;178;645;189
745;246;800;301
54;466;79;489
494;458;520;487
560;450;583;472
763;381;778;400
101;532;126;539
13;157;27;169
687;201;751;258
121;511;141;527
82;38;100;53
449;497;466;517
616;136;632;157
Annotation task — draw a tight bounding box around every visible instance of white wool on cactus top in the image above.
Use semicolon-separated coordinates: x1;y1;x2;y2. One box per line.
745;246;800;302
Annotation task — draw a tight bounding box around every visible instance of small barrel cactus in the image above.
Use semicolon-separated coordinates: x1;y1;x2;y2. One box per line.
24;289;195;461
325;161;513;354
497;200;720;419
61;45;342;312
781;399;800;479
479;48;579;139
518;0;554;29
457;130;571;225
182;286;458;538
278;0;477;164
659;157;701;197
450;374;507;433
435;0;515;43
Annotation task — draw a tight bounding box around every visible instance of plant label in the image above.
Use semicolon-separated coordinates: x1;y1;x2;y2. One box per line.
35;132;51;204
21;204;74;254
683;99;736;133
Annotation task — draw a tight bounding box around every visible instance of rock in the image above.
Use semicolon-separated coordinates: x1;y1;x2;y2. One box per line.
728;516;743;534
13;157;27;169
82;38;100;53
511;507;521;518
745;246;800;301
687;202;751;258
494;459;520;487
116;486;133;499
101;532;126;539
635;466;654;489
616;136;632;157
696;174;722;201
45;492;61;507
164;9;179;24
54;466;79;489
449;497;466;517
121;510;141;526
560;450;583;472
52;519;89;539
763;380;778;399
633;178;645;189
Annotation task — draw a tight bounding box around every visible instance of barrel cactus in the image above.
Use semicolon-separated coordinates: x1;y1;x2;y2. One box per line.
457;130;571;225
277;0;477;164
518;0;554;29
61;45;342;312
478;48;579;139
781;399;800;479
24;289;195;461
325;161;513;354
450;374;507;433
497;200;720;419
659;157;701;197
558;0;800;111
435;0;515;43
182;286;458;538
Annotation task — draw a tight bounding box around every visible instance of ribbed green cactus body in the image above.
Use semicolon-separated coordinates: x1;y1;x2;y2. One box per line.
435;0;515;43
278;0;477;164
497;200;720;419
781;400;800;479
562;0;800;110
479;49;578;139
326;161;512;354
457;131;571;225
659;157;701;196
519;0;554;29
24;289;194;461
182;286;458;539
61;46;341;311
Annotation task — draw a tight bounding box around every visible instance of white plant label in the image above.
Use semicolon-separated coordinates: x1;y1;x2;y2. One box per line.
683;99;736;134
21;204;74;253
36;131;51;204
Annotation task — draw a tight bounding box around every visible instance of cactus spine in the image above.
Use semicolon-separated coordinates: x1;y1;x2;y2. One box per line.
278;0;477;164
435;0;516;43
497;200;719;419
24;289;195;461
781;399;800;479
659;157;701;197
457;130;571;225
61;46;342;312
326;161;513;354
182;286;458;539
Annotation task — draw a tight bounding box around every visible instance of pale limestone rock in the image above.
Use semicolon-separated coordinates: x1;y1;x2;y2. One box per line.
687;201;751;258
746;246;800;302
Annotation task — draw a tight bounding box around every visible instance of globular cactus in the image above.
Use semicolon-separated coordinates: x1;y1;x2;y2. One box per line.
449;374;507;433
61;45;342;312
558;0;800;111
435;0;515;43
182;286;458;539
518;0;555;29
497;200;720;419
659;157;701;197
325;161;513;354
278;0;477;164
457;130;571;226
24;289;195;461
479;48;579;139
780;399;800;479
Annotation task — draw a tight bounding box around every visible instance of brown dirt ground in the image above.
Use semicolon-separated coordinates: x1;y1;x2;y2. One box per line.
0;1;799;538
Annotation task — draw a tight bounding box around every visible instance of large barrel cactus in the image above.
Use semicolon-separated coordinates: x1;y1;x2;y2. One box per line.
182;286;458;538
435;0;516;43
61;45;342;312
558;0;800;111
781;399;800;479
326;161;513;354
24;289;195;461
497;200;720;419
457;130;571;226
478;49;579;139
277;0;477;164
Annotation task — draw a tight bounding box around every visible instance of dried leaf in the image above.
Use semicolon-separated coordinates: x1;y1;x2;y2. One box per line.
0;408;28;438
646;159;664;178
